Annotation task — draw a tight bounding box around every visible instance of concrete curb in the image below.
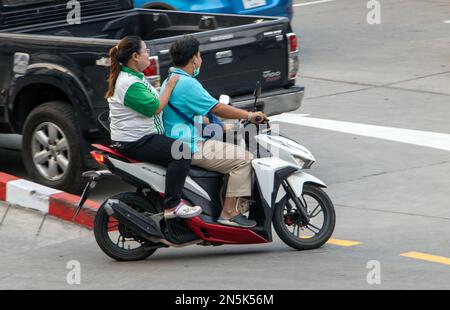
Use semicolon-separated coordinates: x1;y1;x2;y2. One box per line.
0;172;99;229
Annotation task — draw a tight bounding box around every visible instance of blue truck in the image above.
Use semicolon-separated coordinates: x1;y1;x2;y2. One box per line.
133;0;294;20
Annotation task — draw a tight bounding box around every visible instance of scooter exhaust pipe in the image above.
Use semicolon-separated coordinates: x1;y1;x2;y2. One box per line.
104;199;165;240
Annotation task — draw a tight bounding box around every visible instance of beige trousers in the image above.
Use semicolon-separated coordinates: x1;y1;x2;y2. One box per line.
192;140;253;197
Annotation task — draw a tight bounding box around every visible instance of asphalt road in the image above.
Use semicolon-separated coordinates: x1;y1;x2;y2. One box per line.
0;0;449;289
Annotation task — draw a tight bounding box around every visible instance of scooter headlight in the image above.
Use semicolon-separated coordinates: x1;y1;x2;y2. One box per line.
294;156;314;169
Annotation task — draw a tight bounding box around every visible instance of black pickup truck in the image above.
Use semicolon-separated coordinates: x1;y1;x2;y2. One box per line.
0;0;304;193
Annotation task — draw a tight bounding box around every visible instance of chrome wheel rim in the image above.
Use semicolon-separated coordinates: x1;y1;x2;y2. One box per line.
31;122;70;181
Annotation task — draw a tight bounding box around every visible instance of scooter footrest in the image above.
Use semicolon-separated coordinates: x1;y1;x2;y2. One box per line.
165;218;199;244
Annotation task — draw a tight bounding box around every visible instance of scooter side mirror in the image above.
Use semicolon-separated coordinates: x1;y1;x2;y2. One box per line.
219;94;231;105
253;81;262;98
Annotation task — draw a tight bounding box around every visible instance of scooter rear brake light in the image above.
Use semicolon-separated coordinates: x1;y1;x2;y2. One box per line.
90;151;106;165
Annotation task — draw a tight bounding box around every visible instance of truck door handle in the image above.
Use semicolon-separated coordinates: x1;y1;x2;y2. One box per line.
216;50;233;59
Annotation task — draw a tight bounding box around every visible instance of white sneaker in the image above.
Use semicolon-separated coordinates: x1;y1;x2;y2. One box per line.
164;201;202;219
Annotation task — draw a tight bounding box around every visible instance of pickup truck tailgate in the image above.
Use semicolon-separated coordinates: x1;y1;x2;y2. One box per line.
154;19;292;98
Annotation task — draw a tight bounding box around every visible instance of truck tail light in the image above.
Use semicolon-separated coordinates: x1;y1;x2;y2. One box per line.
287;33;298;53
143;56;161;89
286;33;300;81
143;56;159;76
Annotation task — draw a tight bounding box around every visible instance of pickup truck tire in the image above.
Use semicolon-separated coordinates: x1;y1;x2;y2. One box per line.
22;101;85;194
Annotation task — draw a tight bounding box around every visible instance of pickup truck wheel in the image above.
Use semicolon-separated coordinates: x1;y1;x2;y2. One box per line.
22;101;84;194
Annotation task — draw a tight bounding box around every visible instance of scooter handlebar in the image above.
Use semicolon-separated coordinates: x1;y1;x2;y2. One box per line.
241;118;270;129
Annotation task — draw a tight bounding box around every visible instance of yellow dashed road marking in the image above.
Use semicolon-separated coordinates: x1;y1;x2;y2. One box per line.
401;252;450;266
299;236;362;247
326;239;362;247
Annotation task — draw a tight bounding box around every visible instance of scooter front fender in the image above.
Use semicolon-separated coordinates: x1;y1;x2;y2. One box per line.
286;171;327;198
274;171;327;204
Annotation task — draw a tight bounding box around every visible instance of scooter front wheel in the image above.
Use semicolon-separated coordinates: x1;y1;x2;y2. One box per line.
94;192;159;261
273;184;336;250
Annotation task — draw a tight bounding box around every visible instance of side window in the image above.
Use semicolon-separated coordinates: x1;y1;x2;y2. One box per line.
3;0;53;6
1;1;61;7
0;0;64;28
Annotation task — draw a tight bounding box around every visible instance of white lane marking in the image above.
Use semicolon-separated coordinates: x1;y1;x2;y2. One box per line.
293;0;336;7
444;20;450;24
270;114;450;152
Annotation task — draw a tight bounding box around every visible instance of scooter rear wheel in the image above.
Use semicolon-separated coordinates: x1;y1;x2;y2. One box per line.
94;192;160;261
273;184;336;250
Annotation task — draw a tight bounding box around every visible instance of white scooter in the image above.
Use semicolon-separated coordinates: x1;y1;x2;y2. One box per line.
74;83;336;261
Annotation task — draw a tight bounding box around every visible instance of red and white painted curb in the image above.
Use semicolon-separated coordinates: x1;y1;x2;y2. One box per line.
0;172;99;229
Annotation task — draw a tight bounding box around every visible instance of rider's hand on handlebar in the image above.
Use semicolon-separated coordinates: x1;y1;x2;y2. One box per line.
250;111;269;124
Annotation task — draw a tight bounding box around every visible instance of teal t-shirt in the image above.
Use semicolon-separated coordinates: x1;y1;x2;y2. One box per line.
161;68;218;153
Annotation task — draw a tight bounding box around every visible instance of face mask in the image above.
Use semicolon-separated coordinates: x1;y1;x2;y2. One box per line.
193;61;200;78
193;67;200;78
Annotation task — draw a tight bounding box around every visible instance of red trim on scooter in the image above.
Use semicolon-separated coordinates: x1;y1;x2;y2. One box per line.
91;144;140;163
185;217;269;245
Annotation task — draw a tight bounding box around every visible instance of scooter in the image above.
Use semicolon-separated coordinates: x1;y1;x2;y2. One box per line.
74;84;336;261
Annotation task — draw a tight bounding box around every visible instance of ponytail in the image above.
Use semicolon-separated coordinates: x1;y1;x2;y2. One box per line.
105;36;144;99
105;46;121;98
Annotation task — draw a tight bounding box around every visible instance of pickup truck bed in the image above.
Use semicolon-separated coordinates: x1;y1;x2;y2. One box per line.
6;8;298;97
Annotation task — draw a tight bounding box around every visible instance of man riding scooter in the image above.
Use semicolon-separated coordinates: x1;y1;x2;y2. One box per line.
161;36;269;228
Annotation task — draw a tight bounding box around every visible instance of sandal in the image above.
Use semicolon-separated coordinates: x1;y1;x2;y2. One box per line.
217;214;257;228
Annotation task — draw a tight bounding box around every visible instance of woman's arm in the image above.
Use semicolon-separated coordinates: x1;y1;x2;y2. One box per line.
155;75;179;115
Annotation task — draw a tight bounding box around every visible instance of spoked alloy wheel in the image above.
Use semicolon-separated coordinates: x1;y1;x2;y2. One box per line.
273;184;335;250
94;192;160;261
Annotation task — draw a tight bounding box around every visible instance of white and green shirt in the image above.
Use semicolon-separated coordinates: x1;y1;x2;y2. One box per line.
108;66;164;142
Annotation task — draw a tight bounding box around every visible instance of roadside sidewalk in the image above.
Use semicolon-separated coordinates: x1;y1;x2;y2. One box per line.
0;202;92;257
0;172;100;230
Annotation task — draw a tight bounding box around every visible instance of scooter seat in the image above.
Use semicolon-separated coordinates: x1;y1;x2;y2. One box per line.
189;167;223;178
93;144;223;178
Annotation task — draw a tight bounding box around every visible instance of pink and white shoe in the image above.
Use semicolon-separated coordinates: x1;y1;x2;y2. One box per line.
164;201;202;219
